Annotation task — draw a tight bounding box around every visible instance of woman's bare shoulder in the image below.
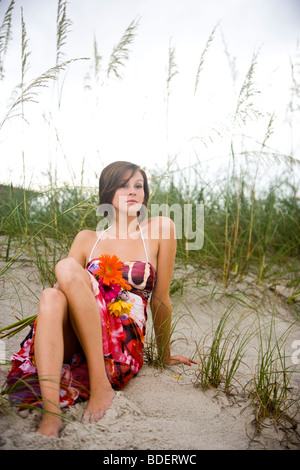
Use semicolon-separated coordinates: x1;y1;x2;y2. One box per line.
146;216;175;238
71;230;99;254
73;229;97;243
67;230;97;266
146;215;175;227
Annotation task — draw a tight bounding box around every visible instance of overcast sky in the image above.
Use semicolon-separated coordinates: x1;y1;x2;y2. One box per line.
1;0;299;188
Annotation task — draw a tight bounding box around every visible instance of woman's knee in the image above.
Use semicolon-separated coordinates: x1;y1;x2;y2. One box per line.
38;287;67;318
55;258;82;286
55;257;90;291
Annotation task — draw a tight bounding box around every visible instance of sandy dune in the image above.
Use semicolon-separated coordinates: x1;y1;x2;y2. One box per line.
0;260;299;450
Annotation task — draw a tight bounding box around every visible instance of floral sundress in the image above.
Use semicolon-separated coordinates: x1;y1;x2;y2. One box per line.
6;239;156;409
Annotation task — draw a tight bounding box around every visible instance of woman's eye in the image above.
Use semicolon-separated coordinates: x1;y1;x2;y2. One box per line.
119;183;143;189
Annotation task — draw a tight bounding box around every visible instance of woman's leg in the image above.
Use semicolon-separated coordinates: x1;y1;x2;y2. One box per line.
34;287;79;436
54;258;114;424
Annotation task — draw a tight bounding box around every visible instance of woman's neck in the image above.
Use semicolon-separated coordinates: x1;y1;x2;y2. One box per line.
109;213;140;239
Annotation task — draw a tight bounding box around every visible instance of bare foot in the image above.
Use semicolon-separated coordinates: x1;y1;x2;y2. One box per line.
82;384;115;424
37;413;64;437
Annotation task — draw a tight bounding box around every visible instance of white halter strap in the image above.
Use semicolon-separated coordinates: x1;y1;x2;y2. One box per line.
88;223;149;262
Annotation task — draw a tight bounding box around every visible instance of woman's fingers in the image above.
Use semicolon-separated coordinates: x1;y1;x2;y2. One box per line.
169;355;197;366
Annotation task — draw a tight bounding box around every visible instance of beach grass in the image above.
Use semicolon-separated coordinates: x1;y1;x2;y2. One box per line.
1;149;299;428
0;0;299;437
249;316;298;424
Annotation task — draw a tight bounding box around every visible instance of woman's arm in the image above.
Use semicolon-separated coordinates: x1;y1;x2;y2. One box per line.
67;230;93;267
53;231;92;289
150;217;195;366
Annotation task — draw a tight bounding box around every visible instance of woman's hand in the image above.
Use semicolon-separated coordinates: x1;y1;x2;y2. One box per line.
168;355;197;366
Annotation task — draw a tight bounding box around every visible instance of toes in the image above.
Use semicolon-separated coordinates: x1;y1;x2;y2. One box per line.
91;411;105;423
82;410;105;425
81;411;91;425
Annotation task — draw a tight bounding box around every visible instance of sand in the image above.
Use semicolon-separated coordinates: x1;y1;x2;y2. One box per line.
0;259;299;451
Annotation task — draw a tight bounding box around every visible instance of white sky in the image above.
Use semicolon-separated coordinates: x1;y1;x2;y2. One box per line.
0;0;300;189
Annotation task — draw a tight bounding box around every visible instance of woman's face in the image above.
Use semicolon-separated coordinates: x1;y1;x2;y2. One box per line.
112;170;145;217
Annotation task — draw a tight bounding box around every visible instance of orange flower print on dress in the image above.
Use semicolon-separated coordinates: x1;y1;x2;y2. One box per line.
98;254;131;290
96;254;133;317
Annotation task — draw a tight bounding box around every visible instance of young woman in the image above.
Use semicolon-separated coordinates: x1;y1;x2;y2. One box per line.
7;161;195;437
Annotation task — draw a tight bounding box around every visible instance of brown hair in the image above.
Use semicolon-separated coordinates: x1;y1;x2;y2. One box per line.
98;161;150;208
